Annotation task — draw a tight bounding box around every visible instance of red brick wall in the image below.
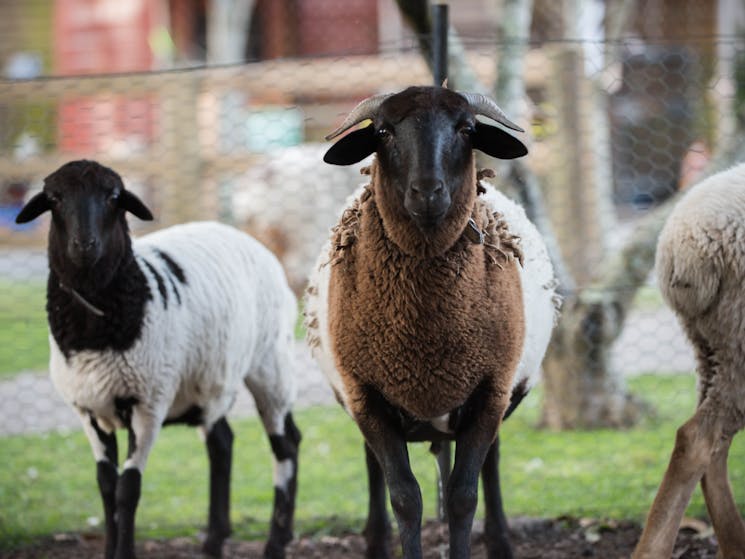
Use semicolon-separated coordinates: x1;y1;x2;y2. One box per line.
53;0;160;154
296;0;378;56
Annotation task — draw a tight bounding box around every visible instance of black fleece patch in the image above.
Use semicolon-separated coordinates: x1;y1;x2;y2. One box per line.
269;414;301;461
47;256;151;357
142;258;167;309
163;405;203;426
90;415;118;464
157;250;186;305
114;396;139;459
115;396;138;425
156;249;186;284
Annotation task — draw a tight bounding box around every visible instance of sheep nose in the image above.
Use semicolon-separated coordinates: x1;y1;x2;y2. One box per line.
410;180;445;204
72;237;99;254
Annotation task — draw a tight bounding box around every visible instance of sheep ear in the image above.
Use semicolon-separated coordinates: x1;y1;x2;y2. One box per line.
15;192;51;223
324;125;376;166
472;122;528;160
119;190;154;221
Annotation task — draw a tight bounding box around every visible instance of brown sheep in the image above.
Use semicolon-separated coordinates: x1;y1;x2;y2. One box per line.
304;86;560;559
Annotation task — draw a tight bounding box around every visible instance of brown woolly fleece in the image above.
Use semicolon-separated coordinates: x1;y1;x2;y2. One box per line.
327;158;525;421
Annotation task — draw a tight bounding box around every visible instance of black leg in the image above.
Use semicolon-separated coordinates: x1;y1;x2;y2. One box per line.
114;468;141;559
203;417;234;558
358;387;423;559
264;412;301;559
447;390;504;559
481;437;513;559
430;441;452;522
108;404;164;559
97;461;119;559
94;423;119;559
363;442;392;559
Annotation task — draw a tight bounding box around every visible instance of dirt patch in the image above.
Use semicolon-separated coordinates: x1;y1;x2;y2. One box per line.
3;518;718;558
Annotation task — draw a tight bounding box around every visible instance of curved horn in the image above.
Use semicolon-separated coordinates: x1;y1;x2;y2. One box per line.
458;92;525;133
325;93;392;141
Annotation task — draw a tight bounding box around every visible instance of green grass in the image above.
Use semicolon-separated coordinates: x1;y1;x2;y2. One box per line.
2;374;744;551
0;279;49;377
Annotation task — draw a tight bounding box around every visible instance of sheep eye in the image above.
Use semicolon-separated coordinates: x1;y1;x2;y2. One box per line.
459;124;476;136
47;192;61;205
376;127;391;139
107;192;120;207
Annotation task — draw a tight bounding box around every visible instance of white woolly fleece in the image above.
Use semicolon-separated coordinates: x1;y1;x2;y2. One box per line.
656;163;745;320
479;182;559;395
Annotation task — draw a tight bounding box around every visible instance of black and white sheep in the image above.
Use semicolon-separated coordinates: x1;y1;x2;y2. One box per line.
15;160;301;559
304;86;560;559
633;163;745;559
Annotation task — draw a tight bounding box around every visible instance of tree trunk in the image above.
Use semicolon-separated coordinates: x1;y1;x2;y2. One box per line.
207;0;255;65
539;196;678;428
491;0;575;292
539;128;745;429
497;0;650;429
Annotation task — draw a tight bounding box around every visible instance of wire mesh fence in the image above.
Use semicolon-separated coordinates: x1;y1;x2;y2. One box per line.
1;0;745;551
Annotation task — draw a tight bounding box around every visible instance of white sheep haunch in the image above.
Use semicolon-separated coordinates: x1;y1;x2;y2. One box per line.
15;160;301;559
304;86;560;559
633;164;745;559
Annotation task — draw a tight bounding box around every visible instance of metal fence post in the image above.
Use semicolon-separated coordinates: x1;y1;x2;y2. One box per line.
432;2;449;86
431;3;451;524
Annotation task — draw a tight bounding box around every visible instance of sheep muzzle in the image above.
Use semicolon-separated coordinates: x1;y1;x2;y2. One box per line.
68;235;102;267
404;177;452;229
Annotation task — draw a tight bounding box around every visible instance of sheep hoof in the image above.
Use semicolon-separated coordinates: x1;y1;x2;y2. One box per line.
487;548;514;559
365;544;393;559
262;540;287;559
201;536;224;558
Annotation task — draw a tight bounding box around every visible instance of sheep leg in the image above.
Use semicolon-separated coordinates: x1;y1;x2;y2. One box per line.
357;387;423;559
481;436;512;559
701;435;745;558
113;468;141;559
363;442;393;559
114;405;163;559
448;395;504;559
202;417;233;558
245;347;300;558
79;412;119;559
430;441;452;522
632;408;719;559
97;431;120;559
265;412;301;559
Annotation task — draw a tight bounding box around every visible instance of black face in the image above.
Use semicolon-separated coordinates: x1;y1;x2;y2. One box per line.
15;160;153;275
48;168;123;267
374;93;477;229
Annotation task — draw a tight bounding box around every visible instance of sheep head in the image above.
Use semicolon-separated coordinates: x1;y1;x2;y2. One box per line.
324;86;527;232
16;160;153;283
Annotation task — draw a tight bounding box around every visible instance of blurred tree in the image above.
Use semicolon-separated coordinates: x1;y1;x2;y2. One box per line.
207;0;255;64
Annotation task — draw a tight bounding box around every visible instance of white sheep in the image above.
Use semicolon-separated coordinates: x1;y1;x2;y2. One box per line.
232;142;371;292
15;160;301;559
304;86;560;559
633;163;745;559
